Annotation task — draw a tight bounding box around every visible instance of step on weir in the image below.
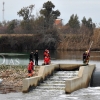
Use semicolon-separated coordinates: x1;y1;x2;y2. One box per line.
35;71;78;91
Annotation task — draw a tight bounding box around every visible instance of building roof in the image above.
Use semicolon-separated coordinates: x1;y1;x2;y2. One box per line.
54;19;62;25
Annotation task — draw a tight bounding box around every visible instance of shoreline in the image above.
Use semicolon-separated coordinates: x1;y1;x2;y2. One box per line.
0;65;37;94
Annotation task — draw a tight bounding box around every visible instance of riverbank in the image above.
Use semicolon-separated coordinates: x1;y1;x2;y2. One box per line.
0;30;100;52
0;65;37;94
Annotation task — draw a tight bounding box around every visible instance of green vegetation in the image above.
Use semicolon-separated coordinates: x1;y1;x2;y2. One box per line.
0;1;99;51
40;1;60;29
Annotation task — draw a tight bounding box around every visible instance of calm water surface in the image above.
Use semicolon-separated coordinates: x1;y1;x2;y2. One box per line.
0;50;100;100
0;50;99;65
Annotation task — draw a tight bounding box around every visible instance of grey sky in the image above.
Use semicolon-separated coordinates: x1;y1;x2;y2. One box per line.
0;0;100;25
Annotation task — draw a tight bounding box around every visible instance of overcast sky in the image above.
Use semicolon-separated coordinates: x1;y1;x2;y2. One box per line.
0;0;100;26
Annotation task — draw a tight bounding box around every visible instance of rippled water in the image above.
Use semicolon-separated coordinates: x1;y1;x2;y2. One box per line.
0;51;100;100
0;87;100;100
0;68;100;100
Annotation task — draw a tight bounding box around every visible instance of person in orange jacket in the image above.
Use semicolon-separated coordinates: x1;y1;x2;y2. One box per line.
44;49;48;57
43;49;51;65
27;60;34;77
27;62;32;77
44;56;49;65
30;60;34;74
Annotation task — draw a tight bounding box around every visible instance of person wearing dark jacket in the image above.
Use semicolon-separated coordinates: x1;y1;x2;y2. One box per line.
34;50;39;66
29;52;33;62
83;51;87;64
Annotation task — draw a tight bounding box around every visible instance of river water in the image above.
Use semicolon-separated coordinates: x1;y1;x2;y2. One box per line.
0;50;100;100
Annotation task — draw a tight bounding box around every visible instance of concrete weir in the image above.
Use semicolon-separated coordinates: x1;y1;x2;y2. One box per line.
65;64;95;93
22;64;95;93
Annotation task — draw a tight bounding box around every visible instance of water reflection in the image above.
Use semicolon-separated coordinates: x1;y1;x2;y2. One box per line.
0;50;100;65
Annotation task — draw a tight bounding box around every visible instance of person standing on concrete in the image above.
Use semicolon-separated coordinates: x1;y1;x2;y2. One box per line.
83;50;90;64
27;61;33;77
30;60;34;73
86;50;90;64
83;41;93;64
43;49;51;65
29;52;33;62
27;58;35;77
34;50;39;66
83;51;87;64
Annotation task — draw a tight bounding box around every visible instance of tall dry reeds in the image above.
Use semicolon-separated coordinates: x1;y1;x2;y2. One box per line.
0;28;100;51
57;29;100;51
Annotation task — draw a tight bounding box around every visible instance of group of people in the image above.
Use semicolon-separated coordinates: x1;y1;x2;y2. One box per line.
27;48;90;77
27;49;51;77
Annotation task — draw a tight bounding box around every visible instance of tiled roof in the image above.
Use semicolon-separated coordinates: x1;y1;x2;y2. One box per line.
54;19;62;25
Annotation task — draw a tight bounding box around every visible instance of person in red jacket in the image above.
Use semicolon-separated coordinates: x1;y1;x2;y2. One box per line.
30;60;34;74
44;56;49;65
27;60;34;77
44;49;47;57
27;62;32;77
43;49;51;65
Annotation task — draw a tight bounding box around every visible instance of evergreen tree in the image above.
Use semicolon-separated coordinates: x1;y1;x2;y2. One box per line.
81;17;96;35
40;1;60;29
82;17;95;29
68;14;80;29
